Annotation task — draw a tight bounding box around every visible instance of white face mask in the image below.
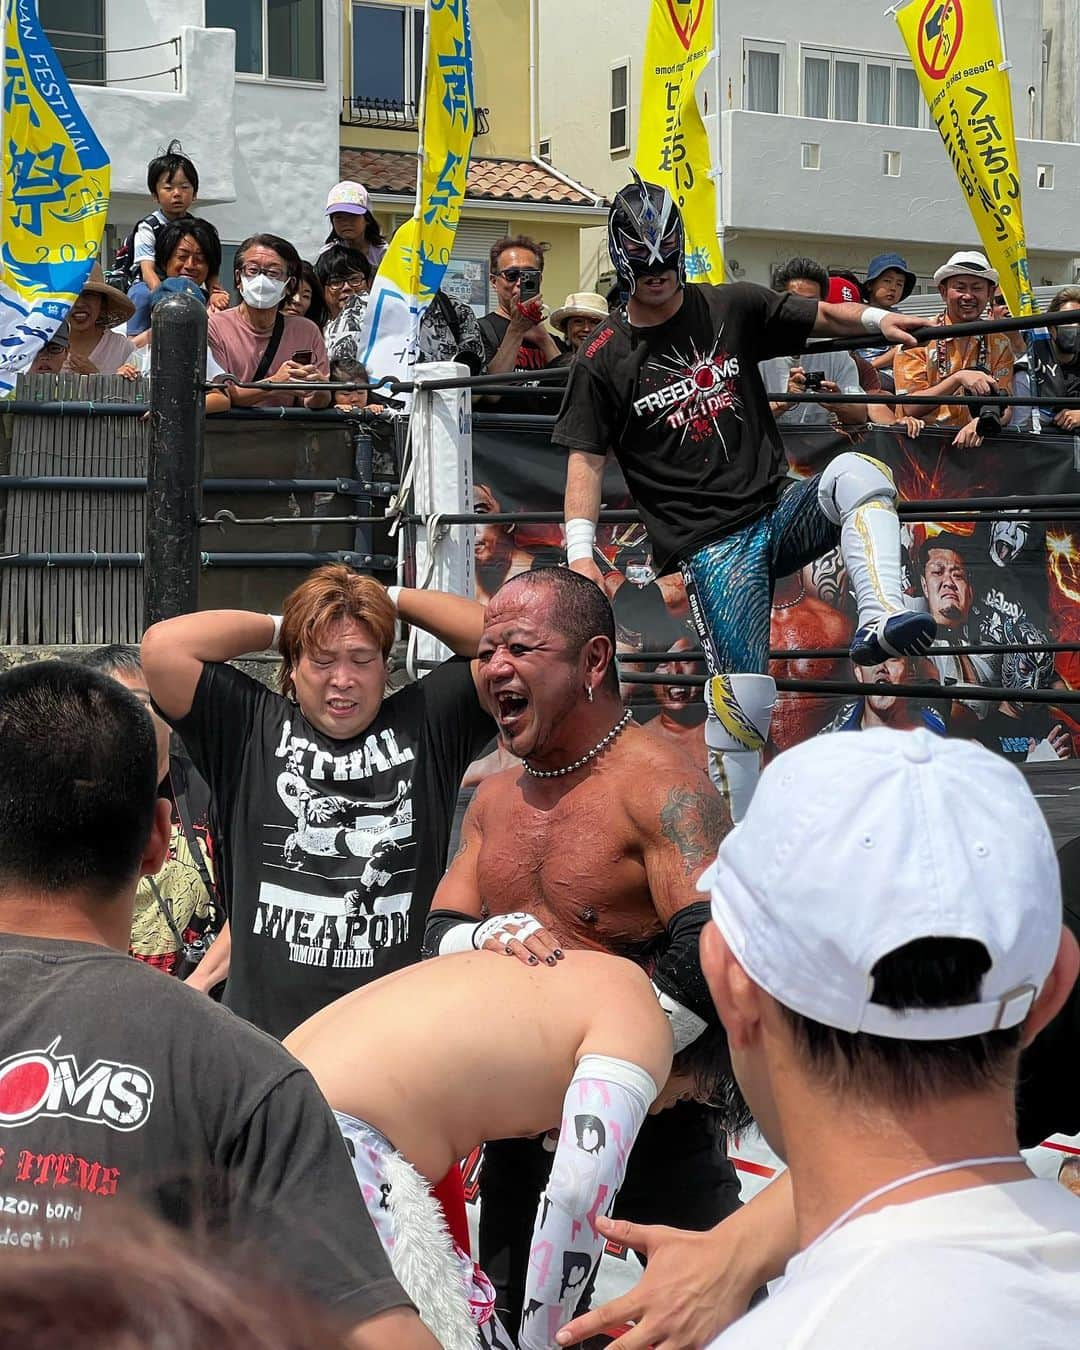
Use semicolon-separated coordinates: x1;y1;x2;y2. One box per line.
240;273;288;310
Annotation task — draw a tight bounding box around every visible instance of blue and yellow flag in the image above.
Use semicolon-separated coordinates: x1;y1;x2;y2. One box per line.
1;0;110;394
359;0;474;388
895;0;1032;314
635;0;722;284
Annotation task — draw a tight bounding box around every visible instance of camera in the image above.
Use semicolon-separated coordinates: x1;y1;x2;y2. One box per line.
970;363;1004;438
804;370;826;390
174;933;211;981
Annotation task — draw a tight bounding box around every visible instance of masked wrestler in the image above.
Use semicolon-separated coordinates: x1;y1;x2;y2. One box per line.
421;567;740;1340
286;948;737;1350
556;172;935;819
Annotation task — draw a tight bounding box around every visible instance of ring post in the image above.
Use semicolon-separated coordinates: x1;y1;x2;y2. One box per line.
146;291;205;623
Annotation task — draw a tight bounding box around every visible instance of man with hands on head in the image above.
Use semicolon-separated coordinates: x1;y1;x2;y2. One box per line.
141;569;492;1038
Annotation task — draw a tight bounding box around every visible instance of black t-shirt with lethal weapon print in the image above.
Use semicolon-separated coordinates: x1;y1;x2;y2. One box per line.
168;658;493;1039
552;282;818;575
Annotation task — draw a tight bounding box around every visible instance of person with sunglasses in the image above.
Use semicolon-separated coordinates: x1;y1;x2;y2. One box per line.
480;237;562;407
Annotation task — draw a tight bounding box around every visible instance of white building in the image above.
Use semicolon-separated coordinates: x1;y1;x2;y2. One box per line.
44;0;341;272
538;0;1080;293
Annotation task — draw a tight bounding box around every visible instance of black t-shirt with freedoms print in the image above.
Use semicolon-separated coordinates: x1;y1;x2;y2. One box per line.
169;658;493;1039
0;935;407;1323
552;281;818;574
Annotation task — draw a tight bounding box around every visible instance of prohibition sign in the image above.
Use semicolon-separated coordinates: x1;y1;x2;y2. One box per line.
917;0;965;81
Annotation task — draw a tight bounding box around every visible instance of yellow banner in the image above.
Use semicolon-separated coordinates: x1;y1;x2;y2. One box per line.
1;0;110;393
635;0;722;285
895;0;1032;314
360;0;474;379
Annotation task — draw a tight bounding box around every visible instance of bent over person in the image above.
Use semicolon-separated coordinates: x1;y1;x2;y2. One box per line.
556;173;935;820
286;949;733;1350
422;568;745;1338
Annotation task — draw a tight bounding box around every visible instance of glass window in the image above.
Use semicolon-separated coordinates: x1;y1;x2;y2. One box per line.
352;3;406;106
268;0;323;81
610;62;629;153
867;63;891;125
40;0;105;84
834;60;859;122
745;47;781;114
207;0;263;75
411;6;424;110
896;66;921;127
802;56;829;119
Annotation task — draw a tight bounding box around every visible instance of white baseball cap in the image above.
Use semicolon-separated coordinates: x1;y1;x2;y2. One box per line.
699;728;1061;1040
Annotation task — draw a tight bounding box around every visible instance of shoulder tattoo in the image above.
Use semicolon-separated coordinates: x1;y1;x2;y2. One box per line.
659;784;730;873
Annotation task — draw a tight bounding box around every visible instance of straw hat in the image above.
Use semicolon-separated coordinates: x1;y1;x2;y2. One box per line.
550;291;609;332
77;262;135;326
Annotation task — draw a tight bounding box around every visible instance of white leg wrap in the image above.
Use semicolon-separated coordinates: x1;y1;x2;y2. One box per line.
704;674;776;824
817;452;904;627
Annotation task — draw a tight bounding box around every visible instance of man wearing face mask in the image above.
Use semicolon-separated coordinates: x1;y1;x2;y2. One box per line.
556;173;933;823
1030;286;1080;434
208;233;331;410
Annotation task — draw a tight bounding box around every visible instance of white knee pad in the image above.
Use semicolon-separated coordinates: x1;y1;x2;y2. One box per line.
817;452;897;525
704;673;776;753
705;675;776;824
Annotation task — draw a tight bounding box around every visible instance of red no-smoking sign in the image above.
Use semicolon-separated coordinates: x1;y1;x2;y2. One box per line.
917;0;965;80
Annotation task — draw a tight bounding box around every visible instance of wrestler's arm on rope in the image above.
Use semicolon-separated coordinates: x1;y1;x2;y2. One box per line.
810;301;923;347
564;448;609;590
423;783;563;963
520;1056;659;1350
637;770;731;1049
393;587;485;658
554;1170;797;1350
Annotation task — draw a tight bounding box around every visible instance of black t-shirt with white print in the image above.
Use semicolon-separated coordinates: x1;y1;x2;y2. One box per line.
0;935;407;1323
168;658;493;1039
552;282;818;574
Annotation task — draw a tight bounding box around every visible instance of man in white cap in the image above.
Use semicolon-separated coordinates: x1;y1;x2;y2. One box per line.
550;292;610;365
694;729;1080;1346
894;249;1015;447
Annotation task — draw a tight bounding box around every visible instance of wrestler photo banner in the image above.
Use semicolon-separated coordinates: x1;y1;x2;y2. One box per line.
470;419;1080;773
0;0;110;395
635;0;723;285
894;0;1033;315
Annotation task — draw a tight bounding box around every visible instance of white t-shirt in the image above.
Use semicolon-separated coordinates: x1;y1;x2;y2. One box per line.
710;1179;1080;1349
130;342;225;382
759;351;863;427
132;209;169;264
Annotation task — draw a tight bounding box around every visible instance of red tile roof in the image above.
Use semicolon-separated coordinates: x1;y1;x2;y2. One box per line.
340;147;605;208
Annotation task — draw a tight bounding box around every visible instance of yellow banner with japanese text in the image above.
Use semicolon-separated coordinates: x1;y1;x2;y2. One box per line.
359;0;474;384
1;0;110;394
635;0;723;285
895;0;1033;314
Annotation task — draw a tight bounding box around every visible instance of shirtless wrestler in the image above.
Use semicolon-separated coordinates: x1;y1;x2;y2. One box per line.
286;949;732;1350
421;567;741;1339
768;569;853;750
643;632;708;774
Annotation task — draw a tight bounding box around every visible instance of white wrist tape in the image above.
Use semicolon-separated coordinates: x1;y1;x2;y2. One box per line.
860;306;889;333
436;911;546;957
654;985;709;1052
564;517;597;564
473;912;545;948
386;585;402;609
267;614;283;650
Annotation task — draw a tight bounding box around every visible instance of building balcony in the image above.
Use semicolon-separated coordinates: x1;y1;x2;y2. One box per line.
73;26;237;205
714;110;1080;256
341;95;490;136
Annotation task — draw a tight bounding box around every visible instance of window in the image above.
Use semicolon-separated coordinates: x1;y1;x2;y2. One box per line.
744;41;783;114
801;48;926;128
538;138;552;162
207;0;324;82
40;0;104;84
1037;164;1055;189
610;61;630;154
882;150;901;177
801;142;820;170
349;3;424;120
